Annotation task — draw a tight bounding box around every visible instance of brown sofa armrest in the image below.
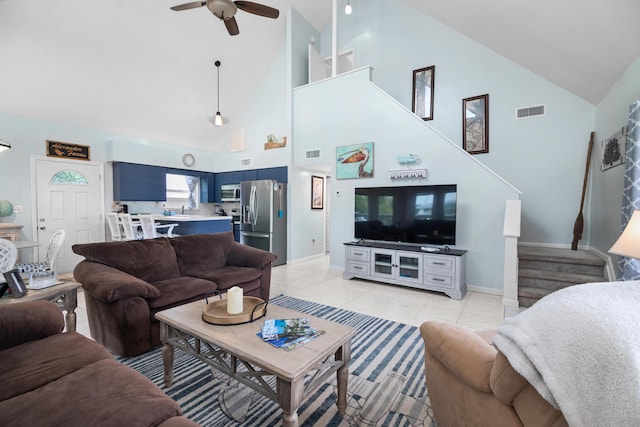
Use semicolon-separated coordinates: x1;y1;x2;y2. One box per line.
420;321;497;393
226;242;277;269
0;301;64;351
74;260;161;303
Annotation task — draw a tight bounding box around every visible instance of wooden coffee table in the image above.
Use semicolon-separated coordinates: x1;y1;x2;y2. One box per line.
155;300;356;427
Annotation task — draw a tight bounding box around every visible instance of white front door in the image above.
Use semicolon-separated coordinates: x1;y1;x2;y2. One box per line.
35;158;104;273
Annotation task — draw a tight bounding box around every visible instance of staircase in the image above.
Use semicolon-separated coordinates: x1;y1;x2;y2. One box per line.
518;246;608;307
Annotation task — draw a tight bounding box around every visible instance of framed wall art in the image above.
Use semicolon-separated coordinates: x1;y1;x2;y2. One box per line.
336;142;374;179
601;126;627;171
311;175;324;209
412;66;435;121
1;269;27;298
462;94;489;154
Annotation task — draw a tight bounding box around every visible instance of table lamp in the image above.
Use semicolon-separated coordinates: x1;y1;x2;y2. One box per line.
609;209;640;259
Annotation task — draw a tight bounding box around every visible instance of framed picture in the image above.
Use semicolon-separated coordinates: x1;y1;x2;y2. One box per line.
311;176;324;209
412;66;435;121
2;269;27;298
463;94;489;154
601;126;627;171
336;142;374;179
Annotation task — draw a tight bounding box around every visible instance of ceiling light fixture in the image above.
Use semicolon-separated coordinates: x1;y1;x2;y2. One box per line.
213;60;223;126
345;0;352;15
0;139;11;153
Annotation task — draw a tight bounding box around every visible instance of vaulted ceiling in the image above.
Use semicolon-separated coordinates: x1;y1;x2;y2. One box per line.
1;0;638;151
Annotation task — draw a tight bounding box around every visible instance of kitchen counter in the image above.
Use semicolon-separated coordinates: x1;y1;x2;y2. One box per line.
153;215;232;235
152;215;232;222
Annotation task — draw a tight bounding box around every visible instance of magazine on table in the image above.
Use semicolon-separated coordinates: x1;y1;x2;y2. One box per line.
258;318;325;350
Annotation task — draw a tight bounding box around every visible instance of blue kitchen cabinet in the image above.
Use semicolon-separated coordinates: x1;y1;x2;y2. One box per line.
200;173;216;203
257;166;288;183
242;169;258;181
113;162;166;201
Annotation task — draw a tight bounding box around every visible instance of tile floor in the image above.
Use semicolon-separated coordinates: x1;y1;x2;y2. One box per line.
74;254;505;338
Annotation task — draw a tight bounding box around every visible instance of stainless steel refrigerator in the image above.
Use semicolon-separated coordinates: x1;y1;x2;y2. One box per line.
240;180;287;266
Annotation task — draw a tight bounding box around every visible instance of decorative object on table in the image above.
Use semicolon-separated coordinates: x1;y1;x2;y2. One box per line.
388;169;428;180
259;317;325;350
412;66;435;121
0;200;13;220
0;138;11;153
1;268;27;297
202;293;267;326
311;175;324;209
264;134;287;150
182;153;195;167
227;286;243;314
462;94;489;154
26;270;58;290
601;126;627;171
169;0;279;37
397;154;420;165
46;140;90;161
572;132;595;250
336;142;374;179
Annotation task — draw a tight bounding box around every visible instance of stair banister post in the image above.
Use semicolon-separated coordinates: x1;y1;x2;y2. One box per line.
503;200;521;317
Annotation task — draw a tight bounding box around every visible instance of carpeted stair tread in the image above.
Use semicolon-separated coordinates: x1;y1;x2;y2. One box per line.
519;268;606;285
518;247;605;266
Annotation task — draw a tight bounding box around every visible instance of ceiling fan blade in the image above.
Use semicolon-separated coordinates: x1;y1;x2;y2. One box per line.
224;16;240;36
170;1;206;11
234;1;279;19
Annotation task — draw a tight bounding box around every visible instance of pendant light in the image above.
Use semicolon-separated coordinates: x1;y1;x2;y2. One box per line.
345;0;352;15
0;138;11;153
214;60;223;126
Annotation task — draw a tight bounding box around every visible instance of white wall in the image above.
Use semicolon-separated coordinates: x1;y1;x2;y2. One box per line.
294;68;521;292
592;57;640;255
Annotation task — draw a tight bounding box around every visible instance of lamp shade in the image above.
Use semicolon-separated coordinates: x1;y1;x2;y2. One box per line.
609;210;640;259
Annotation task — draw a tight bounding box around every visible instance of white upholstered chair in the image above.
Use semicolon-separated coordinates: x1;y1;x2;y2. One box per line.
0;239;18;274
138;215;178;239
14;229;66;273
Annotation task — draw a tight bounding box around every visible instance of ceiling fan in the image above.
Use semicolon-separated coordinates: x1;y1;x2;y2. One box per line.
170;0;279;36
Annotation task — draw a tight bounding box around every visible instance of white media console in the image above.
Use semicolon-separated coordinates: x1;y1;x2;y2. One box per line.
343;241;467;299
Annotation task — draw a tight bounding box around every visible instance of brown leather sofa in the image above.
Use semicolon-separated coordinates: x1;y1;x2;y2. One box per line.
73;232;276;357
420;321;568;427
0;301;199;427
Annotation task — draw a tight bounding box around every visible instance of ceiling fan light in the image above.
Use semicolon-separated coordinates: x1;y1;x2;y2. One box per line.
0;139;11;153
214;112;223;126
345;1;352;14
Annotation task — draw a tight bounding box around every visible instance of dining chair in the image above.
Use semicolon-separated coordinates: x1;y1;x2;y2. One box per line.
118;214;142;240
106;213;124;241
138;215;179;239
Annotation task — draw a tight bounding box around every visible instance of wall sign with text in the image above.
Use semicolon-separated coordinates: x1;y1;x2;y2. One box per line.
46;140;90;161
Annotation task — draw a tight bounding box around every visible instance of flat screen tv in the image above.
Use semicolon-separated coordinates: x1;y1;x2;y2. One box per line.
354;184;457;245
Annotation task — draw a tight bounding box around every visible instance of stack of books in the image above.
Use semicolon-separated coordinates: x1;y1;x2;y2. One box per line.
258;318;325;351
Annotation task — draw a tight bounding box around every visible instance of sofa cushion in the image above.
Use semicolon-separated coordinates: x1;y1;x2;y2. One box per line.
0;332;112;402
148;276;218;309
0;358;182;427
191;266;263;292
169;232;234;275
73;238;181;283
0;301;65;351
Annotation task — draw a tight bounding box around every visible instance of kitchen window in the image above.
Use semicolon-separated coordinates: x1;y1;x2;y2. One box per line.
166;174;199;210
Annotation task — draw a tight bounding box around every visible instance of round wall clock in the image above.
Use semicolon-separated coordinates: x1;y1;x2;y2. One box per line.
182;153;195;167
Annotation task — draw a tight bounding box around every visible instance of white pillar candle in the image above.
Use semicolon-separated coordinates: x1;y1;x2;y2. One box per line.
227;286;243;314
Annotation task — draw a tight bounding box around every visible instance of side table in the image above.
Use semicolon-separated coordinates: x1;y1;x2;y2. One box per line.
0;279;82;332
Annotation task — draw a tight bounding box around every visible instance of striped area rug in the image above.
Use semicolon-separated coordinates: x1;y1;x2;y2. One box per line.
118;295;435;426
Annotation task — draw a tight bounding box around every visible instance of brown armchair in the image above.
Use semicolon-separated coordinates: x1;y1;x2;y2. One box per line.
420;321;567;427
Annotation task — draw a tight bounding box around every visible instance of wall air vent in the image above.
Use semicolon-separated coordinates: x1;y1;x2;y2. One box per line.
516;104;546;119
240;158;252;167
305;149;321;159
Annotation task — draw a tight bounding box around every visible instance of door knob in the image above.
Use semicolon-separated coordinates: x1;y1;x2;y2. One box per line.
39;226;46;230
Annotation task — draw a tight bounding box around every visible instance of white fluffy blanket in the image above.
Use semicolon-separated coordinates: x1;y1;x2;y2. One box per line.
492;281;640;426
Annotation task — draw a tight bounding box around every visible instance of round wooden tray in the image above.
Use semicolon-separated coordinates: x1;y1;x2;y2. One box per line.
202;296;267;325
